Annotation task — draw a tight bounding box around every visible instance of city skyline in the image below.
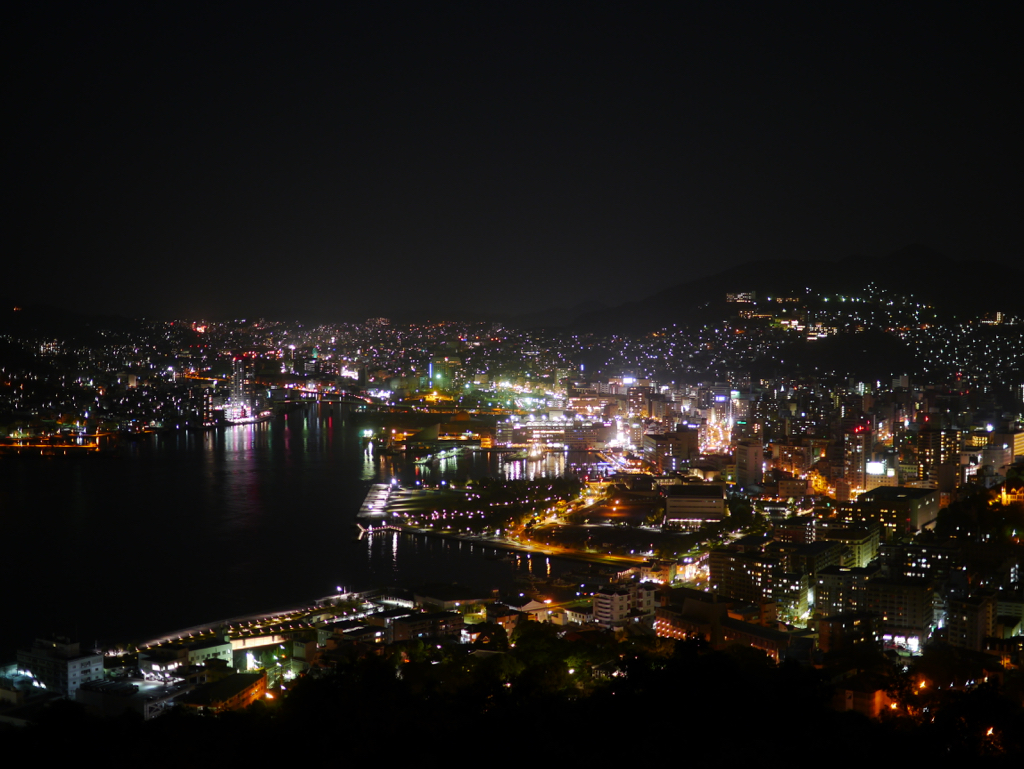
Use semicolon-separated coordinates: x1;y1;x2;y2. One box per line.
5;4;1023;747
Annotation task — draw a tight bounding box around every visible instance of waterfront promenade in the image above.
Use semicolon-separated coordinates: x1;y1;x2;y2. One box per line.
355;483;646;569
136;593;374;651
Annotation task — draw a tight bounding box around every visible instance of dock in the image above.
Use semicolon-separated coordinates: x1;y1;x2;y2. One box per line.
358;483;393;518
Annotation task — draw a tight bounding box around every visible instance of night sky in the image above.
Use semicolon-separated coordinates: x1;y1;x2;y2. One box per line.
6;3;1020;322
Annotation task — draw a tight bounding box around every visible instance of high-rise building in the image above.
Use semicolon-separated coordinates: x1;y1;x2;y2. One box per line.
429;355;462;391
628;386;654;418
946;592;997;652
816;563;880;616
708;550;781;604
734;439;764;488
917;426;961;488
863;578;935;652
231;356;257;417
843;422;872;494
643;429;699;472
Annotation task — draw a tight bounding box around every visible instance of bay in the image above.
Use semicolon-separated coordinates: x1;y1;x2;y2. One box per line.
0;404;581;658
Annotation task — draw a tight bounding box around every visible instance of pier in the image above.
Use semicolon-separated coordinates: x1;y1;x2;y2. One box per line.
358;483;393;519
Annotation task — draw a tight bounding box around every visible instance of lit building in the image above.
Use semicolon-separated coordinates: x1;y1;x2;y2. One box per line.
734;439;764;488
864;458;898;491
627;386;654;418
916;426;961;489
774;516;816;544
663;482;727;529
179;671;267;713
843;423;872;494
17;637;103;699
816;564;879;617
778;477;809;498
819;525;880;569
708;550;781;605
772;443;810;476
817;613;877;654
640;559;678;584
766;540;844;579
774;571;809;621
988;429;1024;462
946;592;996;652
848;486;940;541
495;417;614;450
878;541;961;581
389;611;465;644
863;578;935;652
231;356;257;417
655;591;802;662
429;355;462;391
138;637;233;680
592;583;658;628
643;428;699;473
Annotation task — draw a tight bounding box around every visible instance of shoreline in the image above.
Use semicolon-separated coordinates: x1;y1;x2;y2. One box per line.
358;522;646;568
356;481;647;569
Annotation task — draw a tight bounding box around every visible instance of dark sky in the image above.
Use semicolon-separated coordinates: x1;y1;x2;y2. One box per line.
5;2;1020;322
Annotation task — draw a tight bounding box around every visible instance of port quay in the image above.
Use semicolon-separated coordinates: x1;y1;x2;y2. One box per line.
135;481;573;653
353;480;645;568
358;483;394;519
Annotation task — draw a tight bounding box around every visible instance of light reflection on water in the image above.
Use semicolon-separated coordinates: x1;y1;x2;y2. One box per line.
1;403;606;657
503;452;568;481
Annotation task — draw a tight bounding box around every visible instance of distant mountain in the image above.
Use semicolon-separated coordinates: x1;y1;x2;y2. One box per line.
354;299;613;328
747;328;921;380
504;300;611;329
0;301;144;343
570;246;1024;334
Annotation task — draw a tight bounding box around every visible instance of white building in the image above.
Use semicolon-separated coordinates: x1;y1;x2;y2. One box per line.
593;583;659;628
17;637;104;699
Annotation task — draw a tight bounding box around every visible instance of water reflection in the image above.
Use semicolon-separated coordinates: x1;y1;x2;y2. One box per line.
503;452;568;481
3;403;608;655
